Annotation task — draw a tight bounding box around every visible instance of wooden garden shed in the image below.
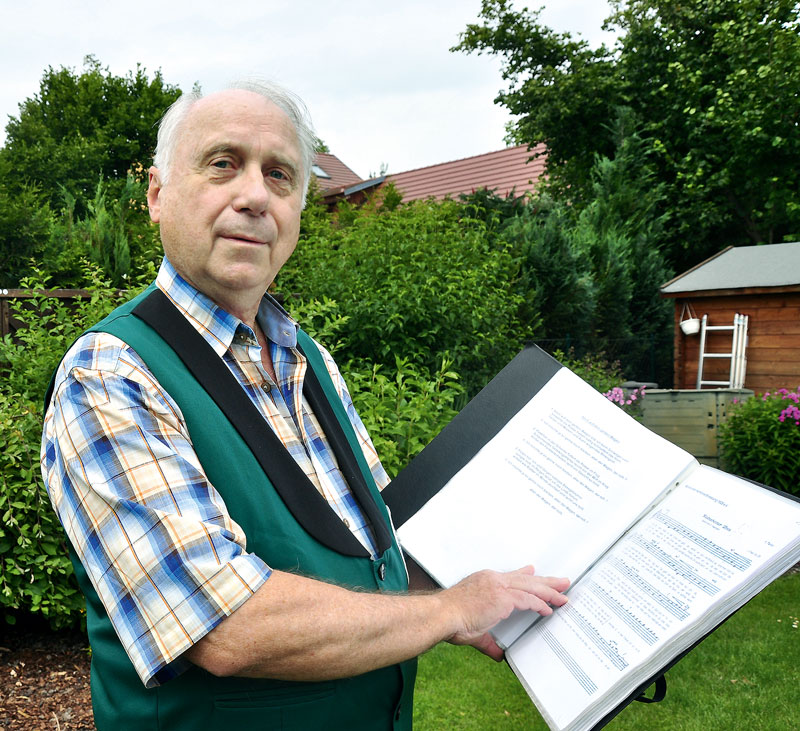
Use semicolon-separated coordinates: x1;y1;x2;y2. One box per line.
660;241;800;392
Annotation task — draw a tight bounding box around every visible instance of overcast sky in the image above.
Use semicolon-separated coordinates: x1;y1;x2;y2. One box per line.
2;0;614;178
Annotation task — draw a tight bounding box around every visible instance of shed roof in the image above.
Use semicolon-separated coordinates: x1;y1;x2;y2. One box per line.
385;143;546;202
661;241;800;294
312;152;362;192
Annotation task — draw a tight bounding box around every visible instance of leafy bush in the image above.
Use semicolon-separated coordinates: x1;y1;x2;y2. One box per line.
719;388;800;496
504;112;674;385
294;297;463;478
0;160;57;288
344;356;463;478
0;266;127;628
41;172;161;288
0;392;84;627
0;265;130;400
280;198;530;396
551;348;625;394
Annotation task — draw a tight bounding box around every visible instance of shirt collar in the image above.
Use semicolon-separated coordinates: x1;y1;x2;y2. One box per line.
155;258;298;357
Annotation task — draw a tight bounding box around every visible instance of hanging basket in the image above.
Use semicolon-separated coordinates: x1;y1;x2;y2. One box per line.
679;302;700;335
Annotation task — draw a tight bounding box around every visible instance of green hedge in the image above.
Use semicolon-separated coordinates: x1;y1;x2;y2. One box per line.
0;267;126;627
279;197;531;397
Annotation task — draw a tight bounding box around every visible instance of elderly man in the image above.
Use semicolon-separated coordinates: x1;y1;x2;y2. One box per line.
42;81;569;730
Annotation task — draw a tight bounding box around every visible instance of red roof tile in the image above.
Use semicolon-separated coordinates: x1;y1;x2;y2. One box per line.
313;153;363;192
386;144;546;201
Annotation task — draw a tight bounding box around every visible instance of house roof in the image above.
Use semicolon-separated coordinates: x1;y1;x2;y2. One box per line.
661;241;800;294
385;143;546;202
312;152;362;192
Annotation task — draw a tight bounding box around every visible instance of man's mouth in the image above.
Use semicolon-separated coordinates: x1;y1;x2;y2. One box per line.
222;233;267;245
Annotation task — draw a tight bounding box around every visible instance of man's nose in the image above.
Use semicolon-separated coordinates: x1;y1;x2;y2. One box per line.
233;164;269;215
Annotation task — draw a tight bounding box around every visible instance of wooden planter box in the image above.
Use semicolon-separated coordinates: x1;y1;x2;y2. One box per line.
640;389;754;468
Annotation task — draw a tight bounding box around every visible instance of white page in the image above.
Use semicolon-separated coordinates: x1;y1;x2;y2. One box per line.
398;367;692;592
508;468;800;731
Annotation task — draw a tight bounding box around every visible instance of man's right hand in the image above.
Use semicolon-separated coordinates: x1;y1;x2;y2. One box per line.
442;566;570;660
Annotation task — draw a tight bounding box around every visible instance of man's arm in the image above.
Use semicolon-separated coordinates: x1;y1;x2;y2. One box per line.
184;565;569;679
42;335;275;687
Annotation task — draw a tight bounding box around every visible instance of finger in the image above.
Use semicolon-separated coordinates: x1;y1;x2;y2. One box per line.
470;633;505;662
506;581;570;615
505;572;570;594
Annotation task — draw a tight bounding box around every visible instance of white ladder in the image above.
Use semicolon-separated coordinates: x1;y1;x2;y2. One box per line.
696;313;749;389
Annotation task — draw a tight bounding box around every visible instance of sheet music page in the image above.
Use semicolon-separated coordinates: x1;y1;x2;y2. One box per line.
398;367;692;590
508;467;800;731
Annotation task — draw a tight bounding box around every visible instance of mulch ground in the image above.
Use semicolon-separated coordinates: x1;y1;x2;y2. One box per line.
0;618;93;731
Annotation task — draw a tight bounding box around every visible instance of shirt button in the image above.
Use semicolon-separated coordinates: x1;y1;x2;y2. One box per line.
261;383;270;392
343;519;350;529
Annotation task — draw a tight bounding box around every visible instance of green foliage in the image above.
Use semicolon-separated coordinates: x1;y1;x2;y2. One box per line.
284;296;351;359
505;197;592;344
1;265;128;400
551;348;625;394
279;199;530;396
718;388;800;495
0;266;128;628
613;0;800;264
453;0;620;202
455;0;800;271
377;181;404;213
458;187;528;245
503;113;674;383
0;163;56;287
288;296;464;477
344;357;463;478
46;173;161;288
0;391;84;628
1;55;181;211
0;56;176;286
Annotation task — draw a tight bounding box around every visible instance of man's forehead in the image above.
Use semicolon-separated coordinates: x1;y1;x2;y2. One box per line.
178;90;299;157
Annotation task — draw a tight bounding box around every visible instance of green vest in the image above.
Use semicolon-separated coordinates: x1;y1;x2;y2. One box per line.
62;288;417;730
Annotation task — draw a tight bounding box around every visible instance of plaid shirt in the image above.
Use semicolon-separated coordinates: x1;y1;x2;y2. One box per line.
41;259;389;688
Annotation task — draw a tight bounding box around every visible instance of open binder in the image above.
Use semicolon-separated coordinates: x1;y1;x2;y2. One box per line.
383;345;800;731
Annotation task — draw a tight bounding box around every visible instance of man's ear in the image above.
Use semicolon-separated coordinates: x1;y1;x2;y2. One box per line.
147;167;163;223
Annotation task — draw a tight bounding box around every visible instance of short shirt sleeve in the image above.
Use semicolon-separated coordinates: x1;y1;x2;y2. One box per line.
41;332;272;687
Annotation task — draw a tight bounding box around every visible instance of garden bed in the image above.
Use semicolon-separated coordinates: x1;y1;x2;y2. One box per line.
0;620;92;731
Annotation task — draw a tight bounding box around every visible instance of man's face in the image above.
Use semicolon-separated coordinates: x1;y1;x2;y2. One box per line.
147;90;304;314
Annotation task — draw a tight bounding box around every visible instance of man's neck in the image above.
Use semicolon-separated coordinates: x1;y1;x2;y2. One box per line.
254;320;278;383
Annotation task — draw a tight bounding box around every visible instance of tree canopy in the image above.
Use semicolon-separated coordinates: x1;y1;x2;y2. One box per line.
1;55;181;210
454;0;800;270
0;57;180;286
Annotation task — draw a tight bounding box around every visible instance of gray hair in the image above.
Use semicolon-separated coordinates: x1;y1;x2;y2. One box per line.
153;79;317;206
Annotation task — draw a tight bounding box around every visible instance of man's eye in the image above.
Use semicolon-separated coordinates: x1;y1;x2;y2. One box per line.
268;169;288;181
212;160;232;169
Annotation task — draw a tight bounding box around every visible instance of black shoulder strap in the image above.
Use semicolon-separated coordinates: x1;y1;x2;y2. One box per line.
132;288;384;557
299;362;392;554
